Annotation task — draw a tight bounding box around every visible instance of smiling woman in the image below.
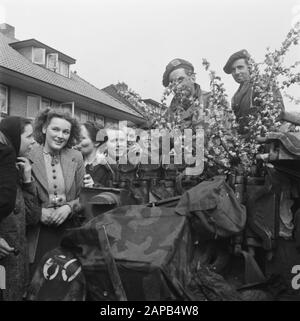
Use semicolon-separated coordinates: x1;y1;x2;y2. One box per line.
27;108;85;278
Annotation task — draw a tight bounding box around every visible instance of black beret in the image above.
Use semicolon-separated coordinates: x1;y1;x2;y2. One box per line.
162;58;194;87
223;49;250;74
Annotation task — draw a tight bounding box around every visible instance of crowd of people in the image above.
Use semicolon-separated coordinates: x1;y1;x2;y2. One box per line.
0;107;145;300
0;49;285;300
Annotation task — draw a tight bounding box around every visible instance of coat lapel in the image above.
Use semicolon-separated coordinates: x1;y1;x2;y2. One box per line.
60;149;77;195
29;144;49;193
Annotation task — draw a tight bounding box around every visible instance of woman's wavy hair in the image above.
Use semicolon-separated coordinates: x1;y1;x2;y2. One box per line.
33;108;81;148
82;121;104;146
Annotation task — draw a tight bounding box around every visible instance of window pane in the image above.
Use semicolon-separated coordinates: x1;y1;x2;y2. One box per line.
51;101;61;110
80;111;88;123
0;85;8;114
32;48;45;65
74;110;80;121
27;96;40;118
47;53;58;71
88;112;95;121
58;60;69;77
95;114;104;127
41;99;51;110
60;103;72;114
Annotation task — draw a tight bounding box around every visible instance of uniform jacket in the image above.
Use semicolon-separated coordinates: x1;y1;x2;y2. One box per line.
167;83;210;132
232;81;285;134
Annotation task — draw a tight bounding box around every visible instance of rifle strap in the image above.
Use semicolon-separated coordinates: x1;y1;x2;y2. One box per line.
97;224;127;301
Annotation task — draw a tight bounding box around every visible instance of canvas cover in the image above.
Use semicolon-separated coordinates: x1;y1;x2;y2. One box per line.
175;176;247;241
265;132;300;156
28;202;243;301
52;203;240;301
60;205;195;300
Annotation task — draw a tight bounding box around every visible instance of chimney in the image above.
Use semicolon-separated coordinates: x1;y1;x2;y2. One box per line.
0;23;15;39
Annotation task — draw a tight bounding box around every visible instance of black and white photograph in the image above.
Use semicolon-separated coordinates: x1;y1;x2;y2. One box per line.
0;0;300;311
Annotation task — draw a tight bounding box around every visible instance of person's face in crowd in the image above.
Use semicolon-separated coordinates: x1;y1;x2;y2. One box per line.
79;125;96;157
231;58;250;84
19;124;35;157
43;117;71;153
106;129;127;159
169;67;195;97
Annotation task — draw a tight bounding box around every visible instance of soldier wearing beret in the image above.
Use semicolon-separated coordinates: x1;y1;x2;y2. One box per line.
161;58;210;179
224;49;284;134
162;58;210;133
223;50;254;134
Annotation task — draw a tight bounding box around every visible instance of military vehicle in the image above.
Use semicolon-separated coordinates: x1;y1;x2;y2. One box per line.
27;113;300;301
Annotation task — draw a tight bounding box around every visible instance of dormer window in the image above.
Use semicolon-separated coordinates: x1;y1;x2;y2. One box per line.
32;47;46;65
58;60;69;77
47;53;58;71
9;39;76;78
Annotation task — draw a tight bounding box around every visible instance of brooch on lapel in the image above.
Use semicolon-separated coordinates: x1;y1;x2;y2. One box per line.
51;155;60;166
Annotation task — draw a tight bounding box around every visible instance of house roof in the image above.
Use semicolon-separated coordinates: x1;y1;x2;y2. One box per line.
102;84;144;116
0;33;144;120
10;39;76;64
142;98;163;108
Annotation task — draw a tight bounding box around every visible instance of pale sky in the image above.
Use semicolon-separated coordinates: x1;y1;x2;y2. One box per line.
1;0;300;110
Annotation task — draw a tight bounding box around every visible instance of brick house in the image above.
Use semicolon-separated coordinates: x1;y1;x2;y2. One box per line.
0;23;145;127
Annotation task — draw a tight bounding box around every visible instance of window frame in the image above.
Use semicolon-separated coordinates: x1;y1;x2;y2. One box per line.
80;110;89;123
46;53;59;71
26;94;42;119
95;114;105;126
0;84;8;115
58;60;70;78
41;98;51;110
32;47;46;65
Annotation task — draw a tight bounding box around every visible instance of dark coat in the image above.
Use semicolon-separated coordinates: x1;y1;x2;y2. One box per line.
0;133;17;220
86;163;114;187
0;179;41;300
0;117;41;300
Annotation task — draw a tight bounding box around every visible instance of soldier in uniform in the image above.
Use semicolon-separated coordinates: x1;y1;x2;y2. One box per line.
223;50;252;127
162;58;210;132
223;49;284;134
162;59;209;180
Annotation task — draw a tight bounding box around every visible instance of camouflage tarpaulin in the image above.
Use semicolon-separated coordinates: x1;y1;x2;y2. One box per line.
28;203;243;300
61;205;196;300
